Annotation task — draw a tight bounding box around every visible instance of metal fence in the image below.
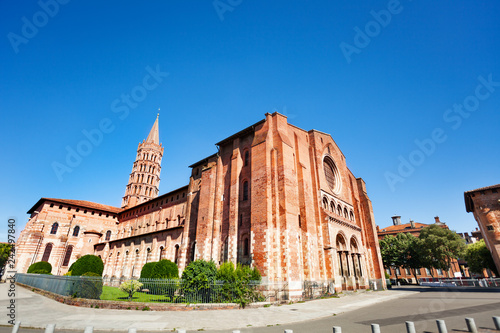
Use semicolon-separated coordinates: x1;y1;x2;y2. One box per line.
15;273;290;304
418;277;500;287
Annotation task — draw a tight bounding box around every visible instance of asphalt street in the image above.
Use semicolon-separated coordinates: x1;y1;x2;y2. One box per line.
1;285;499;333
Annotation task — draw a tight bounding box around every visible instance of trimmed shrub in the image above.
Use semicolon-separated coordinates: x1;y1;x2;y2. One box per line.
181;260;217;303
140;262;156;279
27;261;52;274
70;255;104;276
151;260;178;279
68;272;103;299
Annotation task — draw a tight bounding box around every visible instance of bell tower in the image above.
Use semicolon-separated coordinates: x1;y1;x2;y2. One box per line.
121;113;164;208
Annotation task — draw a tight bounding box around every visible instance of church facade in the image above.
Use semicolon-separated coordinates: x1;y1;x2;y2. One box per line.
15;112;385;294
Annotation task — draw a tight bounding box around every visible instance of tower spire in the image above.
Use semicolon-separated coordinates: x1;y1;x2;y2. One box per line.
122;113;164;208
146;112;160;145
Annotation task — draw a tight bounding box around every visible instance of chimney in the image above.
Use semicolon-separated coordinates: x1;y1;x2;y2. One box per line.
434;216;440;223
391;215;401;226
410;220;415;228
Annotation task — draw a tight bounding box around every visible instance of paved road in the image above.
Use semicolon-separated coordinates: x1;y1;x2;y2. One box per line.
1;284;499;332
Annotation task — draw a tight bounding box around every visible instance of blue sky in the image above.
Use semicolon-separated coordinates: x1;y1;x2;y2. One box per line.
1;0;499;241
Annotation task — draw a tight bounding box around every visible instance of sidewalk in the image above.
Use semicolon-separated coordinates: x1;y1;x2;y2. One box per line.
1;283;416;331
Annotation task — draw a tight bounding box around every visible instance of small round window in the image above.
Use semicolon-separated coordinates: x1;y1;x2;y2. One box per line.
323;156;340;193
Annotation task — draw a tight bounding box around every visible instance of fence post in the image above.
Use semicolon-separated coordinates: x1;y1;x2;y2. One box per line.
333;326;342;333
45;324;56;333
436;320;447;333
405;321;416;333
84;327;93;333
11;321;21;333
371;324;381;333
493;316;500;330
465;318;477;333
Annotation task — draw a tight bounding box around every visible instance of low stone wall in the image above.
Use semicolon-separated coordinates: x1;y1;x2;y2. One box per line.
16;282;261;311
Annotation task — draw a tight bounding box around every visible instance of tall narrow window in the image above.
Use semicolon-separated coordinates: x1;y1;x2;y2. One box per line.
190;242;196;262
242;181;249;201
243;238;249;256
72;226;80;237
244;150;249;166
159;246;164;260
50;223;58;235
298;215;301;228
146;248;151;264
42;243;53;262
62;246;73;266
174;244;180;264
105;230;111;241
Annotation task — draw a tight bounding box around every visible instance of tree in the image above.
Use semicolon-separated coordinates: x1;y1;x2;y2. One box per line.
418;225;466;277
379;233;413;282
404;236;427;283
463;239;498;276
119;280;143;301
0;244;12;272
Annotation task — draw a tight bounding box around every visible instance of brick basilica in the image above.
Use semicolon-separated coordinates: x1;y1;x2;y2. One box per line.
15;112;385;295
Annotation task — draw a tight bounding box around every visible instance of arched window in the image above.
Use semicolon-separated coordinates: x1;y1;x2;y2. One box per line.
159;246;164;260
244;150;250;166
146;248;151;264
344;208;348;218
174;244;180;264
323;156;340;192
62;246;73;266
337;206;342;216
323;197;329;210
50;223;58;235
72;226;80;237
105;230;111;241
349;211;355;221
242;181;249;201
243;238;249;256
330;201;335;212
41;243;53;262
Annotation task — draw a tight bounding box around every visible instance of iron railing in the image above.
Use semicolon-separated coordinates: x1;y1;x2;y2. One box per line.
418;277;500;287
15;273;290;304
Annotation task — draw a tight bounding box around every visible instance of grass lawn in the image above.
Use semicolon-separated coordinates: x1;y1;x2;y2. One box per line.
100;286;173;302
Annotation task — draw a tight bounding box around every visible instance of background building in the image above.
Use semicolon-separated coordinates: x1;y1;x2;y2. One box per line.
464;184;500;276
15;112;385;295
377;216;463;282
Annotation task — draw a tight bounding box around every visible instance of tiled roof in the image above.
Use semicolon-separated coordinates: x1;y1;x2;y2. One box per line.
28;198;122;214
464;184;500;194
378;222;429;233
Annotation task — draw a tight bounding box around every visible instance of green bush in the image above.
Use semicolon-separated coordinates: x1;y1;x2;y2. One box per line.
151;260;178;279
70;255;104;276
181;260;217;303
215;262;262;307
140;262;156;279
68;272;103;299
139;260;179;298
27;261;52;274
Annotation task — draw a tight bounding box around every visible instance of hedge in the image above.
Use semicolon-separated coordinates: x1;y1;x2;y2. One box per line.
27;261;52;274
69;255;104;276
